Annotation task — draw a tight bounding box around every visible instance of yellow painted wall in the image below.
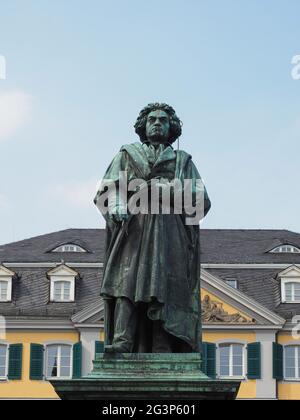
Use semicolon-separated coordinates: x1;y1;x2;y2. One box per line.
278;383;300;400
277;333;300;400
0;331;79;399
203;331;257;399
201;288;253;322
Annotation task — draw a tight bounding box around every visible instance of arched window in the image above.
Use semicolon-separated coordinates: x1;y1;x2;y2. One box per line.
284;345;300;380
270;245;300;254
218;343;245;378
52;244;87;253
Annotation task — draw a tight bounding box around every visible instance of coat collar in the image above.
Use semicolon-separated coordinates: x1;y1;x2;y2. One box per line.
120;142;176;178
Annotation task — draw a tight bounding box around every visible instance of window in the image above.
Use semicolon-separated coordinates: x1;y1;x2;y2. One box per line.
48;265;77;303
0;345;8;378
284;282;300;303
270;245;300;253
0;281;9;301
46;345;72;379
225;279;238;289
0;267;14;302
218;343;245;378
284;346;300;380
52;281;72;302
52;244;86;253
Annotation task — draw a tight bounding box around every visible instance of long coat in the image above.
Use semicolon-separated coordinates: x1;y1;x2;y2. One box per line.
94;142;211;351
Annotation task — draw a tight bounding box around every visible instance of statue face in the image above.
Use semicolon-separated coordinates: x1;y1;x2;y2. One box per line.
145;109;170;144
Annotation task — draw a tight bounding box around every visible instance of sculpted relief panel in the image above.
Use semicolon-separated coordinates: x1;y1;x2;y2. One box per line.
201;295;255;324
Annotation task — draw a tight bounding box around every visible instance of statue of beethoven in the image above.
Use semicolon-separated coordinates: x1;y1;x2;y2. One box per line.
94;103;211;353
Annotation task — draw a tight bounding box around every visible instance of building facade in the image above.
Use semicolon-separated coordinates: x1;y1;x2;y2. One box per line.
0;228;300;399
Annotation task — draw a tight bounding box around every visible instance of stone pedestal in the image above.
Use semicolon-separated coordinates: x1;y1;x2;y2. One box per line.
51;353;240;400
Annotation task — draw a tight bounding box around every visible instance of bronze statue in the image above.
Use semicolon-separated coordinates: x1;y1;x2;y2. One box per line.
94;103;211;353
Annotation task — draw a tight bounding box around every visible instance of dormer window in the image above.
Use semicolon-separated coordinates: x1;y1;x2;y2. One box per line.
52;244;87;253
284;282;300;303
0;266;15;302
0;281;9;301
278;266;300;303
270;245;300;254
47;265;78;303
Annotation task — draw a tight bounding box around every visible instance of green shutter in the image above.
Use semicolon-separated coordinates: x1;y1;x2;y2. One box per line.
30;344;44;380
8;344;23;380
72;342;82;379
247;342;261;379
95;341;104;357
273;342;283;380
202;342;216;378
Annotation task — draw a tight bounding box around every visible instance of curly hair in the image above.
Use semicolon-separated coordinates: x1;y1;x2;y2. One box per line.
134;103;182;144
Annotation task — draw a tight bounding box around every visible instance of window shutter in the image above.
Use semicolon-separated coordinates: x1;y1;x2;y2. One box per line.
72;342;82;379
30;344;44;380
273;342;283;380
202;342;216;378
8;344;23;380
95;341;104;357
247;342;261;379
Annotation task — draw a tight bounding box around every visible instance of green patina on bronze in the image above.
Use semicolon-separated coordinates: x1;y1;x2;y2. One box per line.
95;103;211;354
50;104;241;400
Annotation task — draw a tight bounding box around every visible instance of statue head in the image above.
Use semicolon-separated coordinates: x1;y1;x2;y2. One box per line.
134;103;182;145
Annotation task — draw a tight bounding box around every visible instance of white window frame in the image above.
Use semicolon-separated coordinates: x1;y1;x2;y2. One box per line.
217;342;246;380
45;344;73;380
0;276;12;302
50;276;75;302
52;244;86;253
270;245;300;253
0;343;8;380
284;345;300;381
281;278;300;303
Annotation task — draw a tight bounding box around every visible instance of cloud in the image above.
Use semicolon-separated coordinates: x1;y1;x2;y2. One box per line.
46;177;99;209
0;90;32;142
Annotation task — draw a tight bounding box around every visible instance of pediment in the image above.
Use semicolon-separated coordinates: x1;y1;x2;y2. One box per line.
0;265;15;277
47;264;78;277
277;265;300;278
201;269;285;326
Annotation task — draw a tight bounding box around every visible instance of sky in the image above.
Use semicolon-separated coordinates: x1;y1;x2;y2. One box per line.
0;0;299;245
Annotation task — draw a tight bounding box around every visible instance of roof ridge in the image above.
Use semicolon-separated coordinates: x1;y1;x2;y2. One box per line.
0;228;105;247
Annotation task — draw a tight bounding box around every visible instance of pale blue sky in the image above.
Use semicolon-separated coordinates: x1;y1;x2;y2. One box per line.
0;0;299;245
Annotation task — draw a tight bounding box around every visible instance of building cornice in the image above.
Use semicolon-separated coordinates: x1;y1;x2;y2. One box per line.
202;324;284;331
74;323;104;329
2;262;297;270
202;263;295;269
2;262;103;268
5;318;74;330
